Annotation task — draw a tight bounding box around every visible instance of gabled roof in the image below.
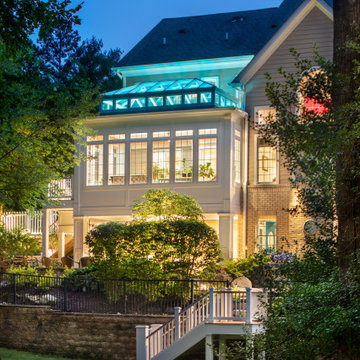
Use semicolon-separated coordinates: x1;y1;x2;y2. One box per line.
118;0;332;68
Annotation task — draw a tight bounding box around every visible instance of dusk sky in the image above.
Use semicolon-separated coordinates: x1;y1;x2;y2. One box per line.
76;0;283;56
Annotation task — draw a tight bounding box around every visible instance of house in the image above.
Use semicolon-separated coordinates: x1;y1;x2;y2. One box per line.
41;0;333;265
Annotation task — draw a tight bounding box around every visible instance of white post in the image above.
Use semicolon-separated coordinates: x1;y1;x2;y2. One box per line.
41;209;50;257
208;287;215;323
58;232;65;260
205;334;214;360
226;287;233;318
136;325;149;360
174;307;181;340
246;287;252;324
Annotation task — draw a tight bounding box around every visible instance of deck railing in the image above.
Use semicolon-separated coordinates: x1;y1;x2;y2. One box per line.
1;211;42;234
140;287;263;360
48;178;72;199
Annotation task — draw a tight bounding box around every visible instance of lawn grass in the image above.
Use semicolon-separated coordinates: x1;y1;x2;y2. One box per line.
0;348;85;360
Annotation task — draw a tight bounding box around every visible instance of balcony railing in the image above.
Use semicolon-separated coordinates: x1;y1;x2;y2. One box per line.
48;179;72;200
1;211;42;234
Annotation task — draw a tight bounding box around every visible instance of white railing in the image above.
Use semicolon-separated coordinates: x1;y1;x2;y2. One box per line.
48;178;72;199
1;211;42;234
137;287;263;360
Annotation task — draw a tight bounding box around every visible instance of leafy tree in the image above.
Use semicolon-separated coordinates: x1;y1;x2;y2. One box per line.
132;188;204;221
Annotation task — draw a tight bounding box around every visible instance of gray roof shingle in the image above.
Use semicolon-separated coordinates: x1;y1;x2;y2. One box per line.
118;0;333;67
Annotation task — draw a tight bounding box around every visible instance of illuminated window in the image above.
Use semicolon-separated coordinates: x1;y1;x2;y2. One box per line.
199;128;217;135
166;95;182;106
176;130;193;137
87;135;103;142
153;131;170;138
130;142;147;184
130;98;146;108
102;100;113;111
201;76;219;87
257;220;276;254
108;143;125;185
199;138;217;182
148;97;164;107
86;144;103;186
115;99;128;110
255;107;276;125
234;134;241;184
176;139;193;182
235;129;241;137
257;138;276;183
131;133;147;139
109;134;125;140
152;140;170;183
200;92;212;103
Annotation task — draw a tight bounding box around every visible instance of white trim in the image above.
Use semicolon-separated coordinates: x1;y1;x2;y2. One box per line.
238;0;333;85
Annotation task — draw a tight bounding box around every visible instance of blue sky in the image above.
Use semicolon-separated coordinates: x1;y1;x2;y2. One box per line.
76;0;283;55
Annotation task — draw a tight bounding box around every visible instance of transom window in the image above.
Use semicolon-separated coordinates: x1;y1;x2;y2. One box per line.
87;135;103;142
131;132;147;139
109;134;125;140
257;138;276;183
153;131;170;138
199;128;217;135
176;130;193;137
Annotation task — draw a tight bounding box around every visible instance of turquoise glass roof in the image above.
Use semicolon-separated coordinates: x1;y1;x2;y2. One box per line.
100;78;238;115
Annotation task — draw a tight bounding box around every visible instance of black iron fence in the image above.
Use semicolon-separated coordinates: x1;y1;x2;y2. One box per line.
0;272;229;315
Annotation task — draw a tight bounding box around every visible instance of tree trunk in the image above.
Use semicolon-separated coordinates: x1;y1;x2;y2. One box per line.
334;0;360;274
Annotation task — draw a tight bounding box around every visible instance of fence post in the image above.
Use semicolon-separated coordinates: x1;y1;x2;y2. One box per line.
208;287;214;323
13;274;17;304
63;278;68;312
136;325;149;360
190;279;194;303
123;279;127;314
246;287;252;324
174;307;181;340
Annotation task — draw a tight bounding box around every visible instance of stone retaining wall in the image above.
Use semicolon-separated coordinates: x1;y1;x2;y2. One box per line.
0;304;171;359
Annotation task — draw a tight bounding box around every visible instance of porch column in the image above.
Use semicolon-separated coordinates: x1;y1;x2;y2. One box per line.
57;232;66;260
41;209;50;258
219;336;226;360
205;334;214;360
73;217;89;266
218;214;234;259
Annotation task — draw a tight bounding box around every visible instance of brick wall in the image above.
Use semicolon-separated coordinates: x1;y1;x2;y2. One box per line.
0;304;171;360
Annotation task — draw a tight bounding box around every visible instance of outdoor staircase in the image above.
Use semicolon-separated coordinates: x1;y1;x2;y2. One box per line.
136;287;265;360
50;237;74;259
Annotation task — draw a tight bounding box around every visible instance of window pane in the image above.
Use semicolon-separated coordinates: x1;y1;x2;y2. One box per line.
87;135;103;142
199;128;217;135
176;130;193;137
176;139;193;183
109;134;125;140
235;129;241;138
102;100;113;111
115;99;128;110
108;143;125;185
257;139;276;183
235;138;241;183
256;108;276;125
148;97;164;107
131;132;147;139
201;76;219;87
184;93;197;104
153;131;170;138
166;95;182;106
152;140;170;183
199;138;217;182
257;220;276;254
200;92;212;103
86;144;103;186
130;142;147;184
130;98;146;108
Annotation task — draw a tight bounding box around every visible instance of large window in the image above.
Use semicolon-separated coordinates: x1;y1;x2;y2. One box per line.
234;130;241;184
257;220;276;254
86;144;103;186
130;142;147;184
175;139;193;182
199;138;217;182
255;107;276;126
257;138;276;183
152;140;170;183
108;143;125;185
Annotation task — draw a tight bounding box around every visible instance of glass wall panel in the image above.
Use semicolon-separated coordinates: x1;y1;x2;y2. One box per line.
102;100;113;111
184;94;197;104
86;144;103;186
257;138;276;183
166;95;182;106
108;143;125;185
176;139;193;182
130;142;147;184
152;140;170;183
130;98;146;108
115;99;128;110
199;138;217;182
148;97;164;107
200;92;212;103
